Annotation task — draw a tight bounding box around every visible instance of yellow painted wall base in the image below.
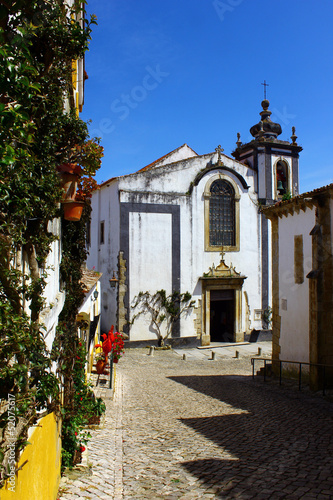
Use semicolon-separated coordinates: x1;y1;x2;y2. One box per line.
1;412;61;500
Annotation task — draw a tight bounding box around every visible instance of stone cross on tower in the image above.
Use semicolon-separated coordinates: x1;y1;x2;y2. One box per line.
215;145;224;166
261;80;269;100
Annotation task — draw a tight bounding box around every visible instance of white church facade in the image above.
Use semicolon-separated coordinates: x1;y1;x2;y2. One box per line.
87;100;302;346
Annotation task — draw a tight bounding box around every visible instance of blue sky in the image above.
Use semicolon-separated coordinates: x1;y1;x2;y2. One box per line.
81;0;333;193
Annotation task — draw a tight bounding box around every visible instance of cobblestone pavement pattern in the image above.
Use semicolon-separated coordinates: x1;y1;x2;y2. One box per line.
58;343;333;499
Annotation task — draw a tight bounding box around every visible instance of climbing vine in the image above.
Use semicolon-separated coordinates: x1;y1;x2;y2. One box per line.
131;290;195;347
0;0;102;484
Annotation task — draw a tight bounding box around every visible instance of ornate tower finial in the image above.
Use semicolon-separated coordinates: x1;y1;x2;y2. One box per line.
215;145;224;166
291;126;298;145
261;80;269;100
236;132;242;148
249;99;282;139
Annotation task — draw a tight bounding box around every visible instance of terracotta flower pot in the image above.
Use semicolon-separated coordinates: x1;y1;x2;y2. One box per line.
59;173;79;201
96;359;106;374
113;356;119;364
62;201;84;221
57;163;82;175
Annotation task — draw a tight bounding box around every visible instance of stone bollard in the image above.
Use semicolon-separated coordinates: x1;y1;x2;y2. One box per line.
149;346;154;356
182;353;187;361
211;351;216;360
235;350;239;359
258;347;262;356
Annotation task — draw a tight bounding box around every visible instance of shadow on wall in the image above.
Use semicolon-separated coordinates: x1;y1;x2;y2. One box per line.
168;375;333;497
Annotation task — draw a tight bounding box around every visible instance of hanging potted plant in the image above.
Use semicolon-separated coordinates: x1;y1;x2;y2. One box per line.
61;175;98;222
62;200;85;221
57;163;83;201
57;138;103;202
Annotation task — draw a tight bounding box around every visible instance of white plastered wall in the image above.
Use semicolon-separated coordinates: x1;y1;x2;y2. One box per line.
278;207;315;363
129;212;172;341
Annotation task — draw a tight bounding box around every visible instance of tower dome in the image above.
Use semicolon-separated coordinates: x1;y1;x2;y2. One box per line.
249;100;282;139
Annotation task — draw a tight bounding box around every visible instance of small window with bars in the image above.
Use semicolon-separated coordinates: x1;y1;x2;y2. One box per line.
209;180;235;247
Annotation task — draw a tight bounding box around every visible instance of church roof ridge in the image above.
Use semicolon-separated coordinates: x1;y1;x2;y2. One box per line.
98;147;249;189
130;149;243;175
98;144;198;188
136;143;198;173
125;150;249;182
103;150;215;186
124;151;212;177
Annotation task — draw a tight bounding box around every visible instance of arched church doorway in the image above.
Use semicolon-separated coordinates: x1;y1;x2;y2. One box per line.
200;256;246;345
210;289;235;342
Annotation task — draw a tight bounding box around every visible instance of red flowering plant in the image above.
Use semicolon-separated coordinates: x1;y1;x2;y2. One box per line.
112;332;125;362
75;176;99;202
95;325;125;363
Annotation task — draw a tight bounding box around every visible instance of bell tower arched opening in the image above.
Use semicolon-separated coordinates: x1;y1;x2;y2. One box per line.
275;159;290;199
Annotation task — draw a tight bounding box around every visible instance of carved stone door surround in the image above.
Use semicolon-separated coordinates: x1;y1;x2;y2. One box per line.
200;256;247;345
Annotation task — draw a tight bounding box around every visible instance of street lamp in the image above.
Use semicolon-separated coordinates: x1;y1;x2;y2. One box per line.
109;271;118;289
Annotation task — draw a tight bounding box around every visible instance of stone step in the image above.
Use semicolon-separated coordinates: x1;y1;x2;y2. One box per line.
257;363;273;377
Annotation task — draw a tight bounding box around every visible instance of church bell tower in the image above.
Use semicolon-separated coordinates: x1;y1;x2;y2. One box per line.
232;99;302;204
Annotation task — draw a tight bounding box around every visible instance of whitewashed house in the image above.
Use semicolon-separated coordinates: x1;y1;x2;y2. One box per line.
87;100;302;346
263;184;333;387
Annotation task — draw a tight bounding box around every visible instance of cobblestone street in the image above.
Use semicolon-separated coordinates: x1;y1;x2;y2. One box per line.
59;344;333;499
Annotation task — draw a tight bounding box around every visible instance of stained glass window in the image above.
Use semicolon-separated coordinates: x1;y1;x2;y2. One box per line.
209;180;235;247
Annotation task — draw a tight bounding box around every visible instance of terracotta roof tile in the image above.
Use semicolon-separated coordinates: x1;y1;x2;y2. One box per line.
80;268;102;294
